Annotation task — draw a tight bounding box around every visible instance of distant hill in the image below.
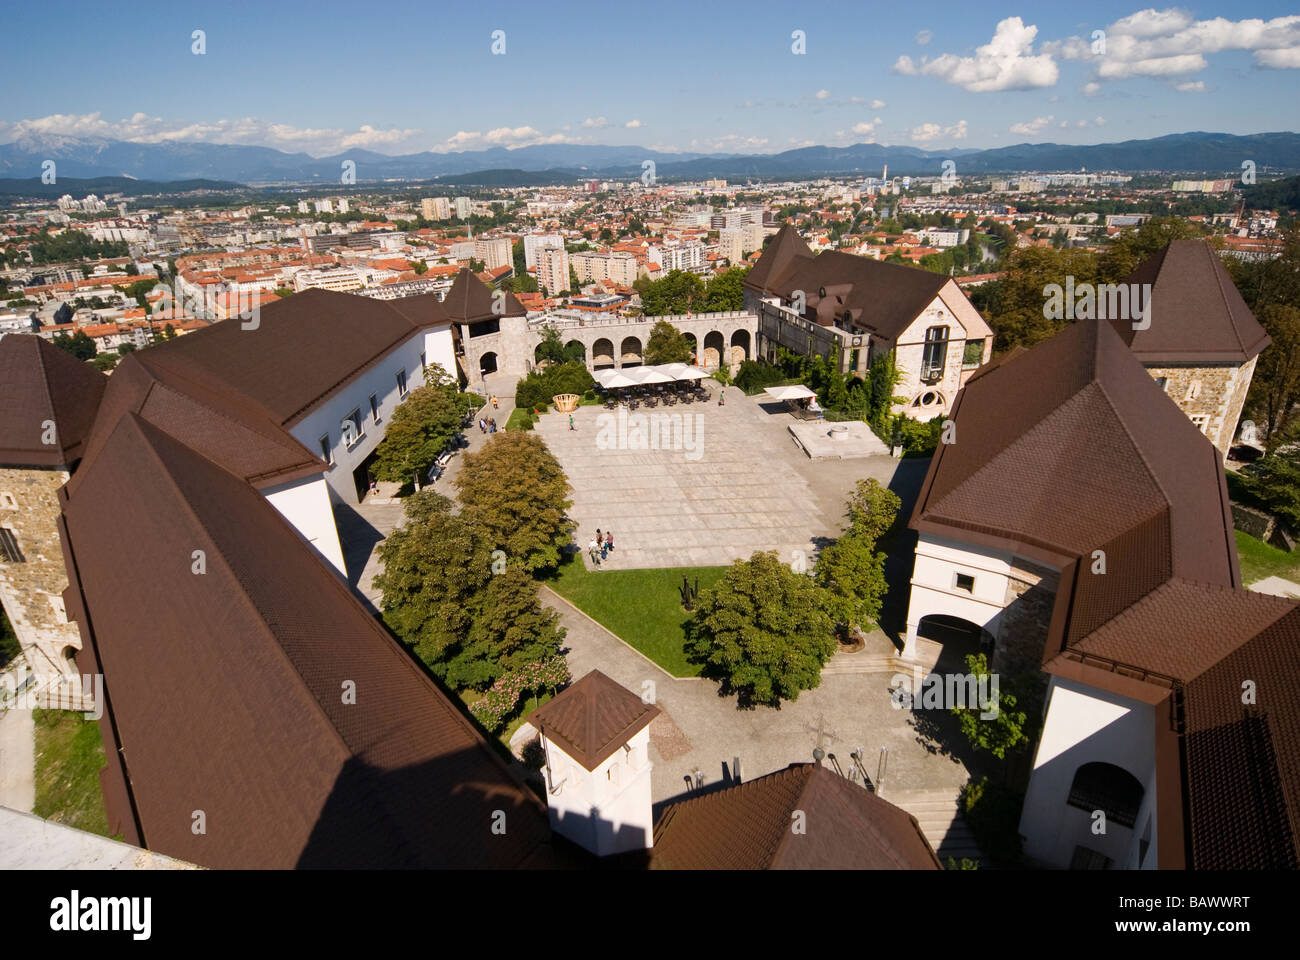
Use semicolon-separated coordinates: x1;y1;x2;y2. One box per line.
0;176;242;198
433;168;583;187
0;131;1296;185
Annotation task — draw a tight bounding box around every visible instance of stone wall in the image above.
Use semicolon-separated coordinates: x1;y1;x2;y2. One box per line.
995;557;1060;678
1143;359;1254;458
0;465;88;706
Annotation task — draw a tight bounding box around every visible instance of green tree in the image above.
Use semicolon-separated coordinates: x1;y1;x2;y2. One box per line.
640;269;706;316
686;551;837;707
412;259;428;275
445;567;565;690
535;324;568;365
373;492;494;675
985;246;1101;353
454;431;574;573
644;320;694;364
814;479;900;633
371;364;469;488
1245;304;1300;447
1239;447;1300;529
1098;217;1206;282
950;653;1030;759
703;266;749;311
52;329;96;360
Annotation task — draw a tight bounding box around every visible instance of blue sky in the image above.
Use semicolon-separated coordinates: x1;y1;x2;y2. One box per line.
2;0;1297;155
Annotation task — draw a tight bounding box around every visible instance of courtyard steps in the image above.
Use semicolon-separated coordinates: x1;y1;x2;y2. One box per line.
886;788;982;864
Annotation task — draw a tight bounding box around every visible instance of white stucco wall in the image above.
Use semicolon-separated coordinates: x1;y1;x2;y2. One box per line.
541;725;654;857
903;534;1015;657
262;474;347;576
288;333;428;505
422;325;456;382
1019;676;1156;869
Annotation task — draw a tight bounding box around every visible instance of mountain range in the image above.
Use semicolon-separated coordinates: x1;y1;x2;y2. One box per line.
0;131;1296;188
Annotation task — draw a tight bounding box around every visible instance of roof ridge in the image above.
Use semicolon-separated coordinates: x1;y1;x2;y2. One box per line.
1092;376;1173;514
1205;241;1249;356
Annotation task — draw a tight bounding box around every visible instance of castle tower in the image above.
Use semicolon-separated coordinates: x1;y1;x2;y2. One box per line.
1113;239;1270;459
527;669;659;857
0;335;106;709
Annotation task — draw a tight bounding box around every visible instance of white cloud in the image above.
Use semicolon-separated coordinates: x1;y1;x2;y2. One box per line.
1257;46;1300;68
438;126;580;151
1010;115;1054;135
581;117;608;128
870;98;886;109
851;121;877;134
1082;81;1101;96
909;119;968;143
815;89;831;99
1095;116;1106;125
892;17;1059;92
915;29;933;46
1061;11;1300;85
0;112;424;156
624;119;642;128
1174;80;1206;91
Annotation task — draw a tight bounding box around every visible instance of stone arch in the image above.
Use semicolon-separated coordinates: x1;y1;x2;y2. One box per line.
1067;762;1144;829
565;339;586;363
479;351;498;375
620;336;643;367
916;614;993;660
702;330;725;369
683;332;698;364
908;387;946;419
592;338;615;369
729;328;750;367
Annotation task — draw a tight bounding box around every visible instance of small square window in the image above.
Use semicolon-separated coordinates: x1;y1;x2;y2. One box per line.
1154;376;1168;392
954;572;975;593
1190;414;1210;434
0;492;17;510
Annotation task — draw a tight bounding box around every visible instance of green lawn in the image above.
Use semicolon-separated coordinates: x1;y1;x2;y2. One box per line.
32;707;111;838
1235;529;1300;586
547;555;728;676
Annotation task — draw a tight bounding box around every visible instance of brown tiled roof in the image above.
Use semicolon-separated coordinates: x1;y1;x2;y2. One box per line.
1113;239;1270;363
651;764;941;870
442;268;526;325
0;334;106;467
67;353;322;494
59;413;563;869
527;670;659;771
915;318;1236;586
130;288;439;427
743;227;950;341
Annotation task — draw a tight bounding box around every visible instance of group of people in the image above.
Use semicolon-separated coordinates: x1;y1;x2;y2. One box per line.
587;529;615;567
478;416;498;434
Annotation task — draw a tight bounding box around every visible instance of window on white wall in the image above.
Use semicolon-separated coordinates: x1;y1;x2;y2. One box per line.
369;393;380;424
396;369;408;397
342;409;363;448
0;492;16;510
954;572;975;593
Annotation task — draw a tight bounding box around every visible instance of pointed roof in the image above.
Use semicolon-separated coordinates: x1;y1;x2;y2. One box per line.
1112;239;1270;363
442;268;526;325
60;413;563;869
0;333;107;467
651;763;941;870
527;669;659;771
912;317;1236;589
742;223;812;294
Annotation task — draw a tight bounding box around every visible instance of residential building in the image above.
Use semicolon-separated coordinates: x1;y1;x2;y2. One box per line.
473;237;512;272
523;233;564;271
421;197;451;221
454;197;472;219
536;245;570;297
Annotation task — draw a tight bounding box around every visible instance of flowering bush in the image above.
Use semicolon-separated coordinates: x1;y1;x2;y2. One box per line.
470;656;570;731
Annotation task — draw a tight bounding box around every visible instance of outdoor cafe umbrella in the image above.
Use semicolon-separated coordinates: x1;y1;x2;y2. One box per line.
626;366;674;385
599;370;640;389
763;384;816;401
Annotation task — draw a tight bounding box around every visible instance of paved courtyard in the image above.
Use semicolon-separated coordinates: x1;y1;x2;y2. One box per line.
534;382;906;570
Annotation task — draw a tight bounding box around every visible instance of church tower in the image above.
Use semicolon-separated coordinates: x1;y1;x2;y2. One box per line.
0;335;106;710
527;669;659;857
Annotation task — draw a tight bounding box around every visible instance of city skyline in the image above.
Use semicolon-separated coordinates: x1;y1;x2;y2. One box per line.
2;1;1298;157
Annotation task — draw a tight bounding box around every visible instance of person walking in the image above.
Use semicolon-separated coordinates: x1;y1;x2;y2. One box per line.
605;530;614;553
491;395;499;410
569;413;575;431
479;417;486;434
718;388;726;406
600;536;608;561
588;536;601;568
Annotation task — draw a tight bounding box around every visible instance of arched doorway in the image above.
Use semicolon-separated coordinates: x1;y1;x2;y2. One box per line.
620;336;643;367
479;352;498;375
915;614;992;668
592;338;615;369
565;339;586;364
1067;762;1144;829
702;330;725;368
684;332;698;364
729;329;750;367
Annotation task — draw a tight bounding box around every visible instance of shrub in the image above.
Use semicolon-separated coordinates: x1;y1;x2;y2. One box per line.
961;777;1025;864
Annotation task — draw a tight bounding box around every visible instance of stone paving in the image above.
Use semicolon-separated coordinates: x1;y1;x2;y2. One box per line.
535;382;903;570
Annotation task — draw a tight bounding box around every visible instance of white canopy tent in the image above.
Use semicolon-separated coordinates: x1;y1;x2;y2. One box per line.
763;384;817;402
597;369;640;389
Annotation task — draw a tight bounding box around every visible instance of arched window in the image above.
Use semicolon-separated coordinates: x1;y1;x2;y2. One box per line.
1067;762;1144;828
